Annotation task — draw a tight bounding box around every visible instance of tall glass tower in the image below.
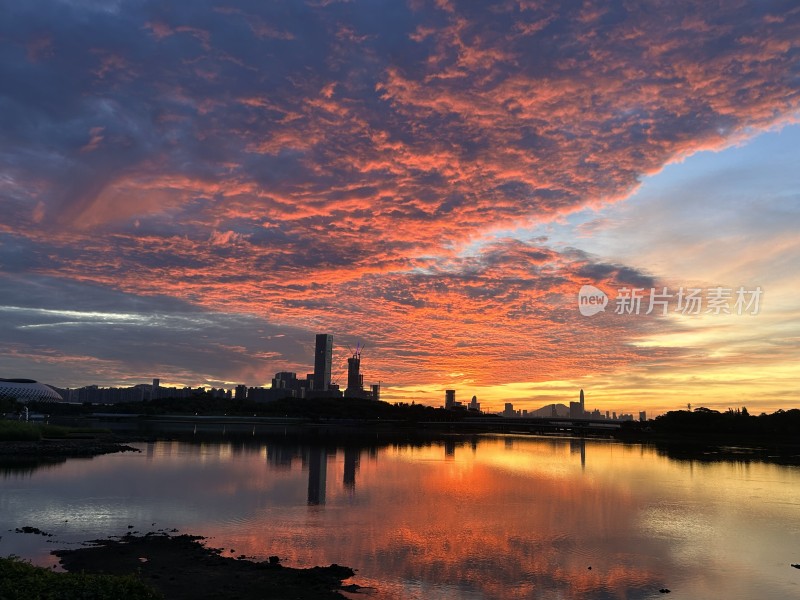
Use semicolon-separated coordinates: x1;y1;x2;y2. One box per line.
313;333;333;391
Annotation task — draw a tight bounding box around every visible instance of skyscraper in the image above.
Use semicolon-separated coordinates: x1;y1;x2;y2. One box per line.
313;333;333;391
346;352;363;395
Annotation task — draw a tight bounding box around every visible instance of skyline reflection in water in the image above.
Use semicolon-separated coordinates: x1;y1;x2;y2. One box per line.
1;435;799;599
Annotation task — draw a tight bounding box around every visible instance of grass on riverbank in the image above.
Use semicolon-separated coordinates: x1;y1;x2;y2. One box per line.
0;556;161;600
0;420;109;441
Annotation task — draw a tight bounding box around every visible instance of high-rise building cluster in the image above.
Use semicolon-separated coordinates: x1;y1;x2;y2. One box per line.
499;389;642;421
439;386;639;420
442;389;481;413
52;333;380;405
248;333;380;402
54;381;231;404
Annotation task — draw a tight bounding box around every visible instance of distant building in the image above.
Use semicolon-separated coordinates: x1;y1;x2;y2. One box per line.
445;389;456;409
503;402;515;418
570;389;587;419
345;351;364;397
468;395;481;412
235;384;247;401
56;383;216;404
305;383;342;399
151;378;160;400
639;410;647;422
272;372;301;392
302;333;344;399
339;343;378;400
263;372;304;401
313;334;333;392
248;387;272;402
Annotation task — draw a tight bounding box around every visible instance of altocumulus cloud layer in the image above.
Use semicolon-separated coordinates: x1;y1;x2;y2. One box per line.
0;0;798;404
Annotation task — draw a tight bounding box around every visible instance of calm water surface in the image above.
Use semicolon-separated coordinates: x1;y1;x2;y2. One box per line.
1;435;799;599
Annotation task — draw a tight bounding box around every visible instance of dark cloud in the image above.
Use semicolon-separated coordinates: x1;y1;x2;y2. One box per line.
0;274;313;387
574;262;656;290
2;0;796;235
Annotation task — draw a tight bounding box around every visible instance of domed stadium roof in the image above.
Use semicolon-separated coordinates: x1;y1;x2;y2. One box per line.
0;379;63;403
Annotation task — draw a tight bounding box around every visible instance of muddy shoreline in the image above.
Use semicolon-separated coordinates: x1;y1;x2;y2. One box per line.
53;531;360;599
0;438;140;458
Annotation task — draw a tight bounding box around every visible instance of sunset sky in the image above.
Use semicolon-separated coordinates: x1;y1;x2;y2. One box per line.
1;0;798;415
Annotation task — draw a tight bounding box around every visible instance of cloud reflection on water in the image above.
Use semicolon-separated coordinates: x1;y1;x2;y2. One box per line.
2;436;799;599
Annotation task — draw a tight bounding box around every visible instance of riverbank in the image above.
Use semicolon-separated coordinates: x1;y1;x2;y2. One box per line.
621;432;800;465
0;419;139;459
5;412;800;466
53;531;359;599
0;438;139;458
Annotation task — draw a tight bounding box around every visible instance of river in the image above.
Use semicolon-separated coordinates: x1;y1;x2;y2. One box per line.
1;434;799;599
